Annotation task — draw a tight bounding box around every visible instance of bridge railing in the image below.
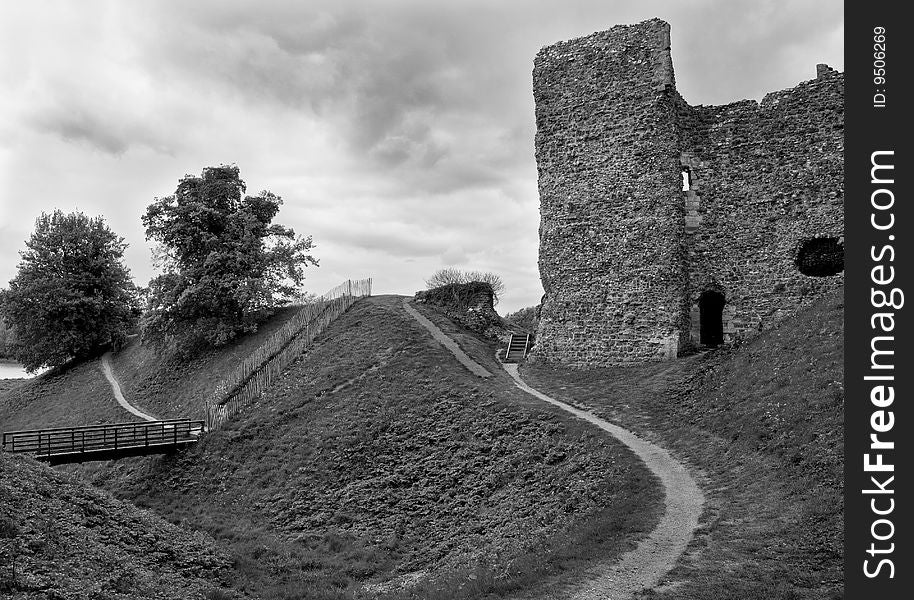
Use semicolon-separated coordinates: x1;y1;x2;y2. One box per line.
204;278;372;431
1;419;204;458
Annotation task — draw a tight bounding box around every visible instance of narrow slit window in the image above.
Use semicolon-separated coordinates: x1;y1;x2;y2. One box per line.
681;168;691;191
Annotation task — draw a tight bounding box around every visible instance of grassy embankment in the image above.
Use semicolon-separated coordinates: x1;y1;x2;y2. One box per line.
0;307;302;432
4;296;662;600
521;290;844;600
0;452;238;598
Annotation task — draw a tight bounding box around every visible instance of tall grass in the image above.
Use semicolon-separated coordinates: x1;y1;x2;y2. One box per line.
204;279;371;431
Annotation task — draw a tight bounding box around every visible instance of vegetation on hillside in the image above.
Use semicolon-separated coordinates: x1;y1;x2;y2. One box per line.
522;290;844;600
0;453;235;599
0;211;140;372
77;296;661;600
0;306;304;431
503;305;538;333
142;164;318;353
1;273;844;599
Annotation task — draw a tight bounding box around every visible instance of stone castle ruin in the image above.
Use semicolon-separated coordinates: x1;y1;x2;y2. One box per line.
532;19;844;367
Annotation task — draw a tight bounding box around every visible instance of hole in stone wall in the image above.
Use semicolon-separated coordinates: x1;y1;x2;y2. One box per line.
681;168;691;191
796;237;844;276
699;290;725;347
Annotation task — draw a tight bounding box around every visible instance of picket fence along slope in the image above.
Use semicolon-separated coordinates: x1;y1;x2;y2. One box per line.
204;279;372;431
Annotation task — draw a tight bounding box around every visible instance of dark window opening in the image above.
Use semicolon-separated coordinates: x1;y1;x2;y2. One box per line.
681;168;691;191
796;237;844;276
699;290;725;347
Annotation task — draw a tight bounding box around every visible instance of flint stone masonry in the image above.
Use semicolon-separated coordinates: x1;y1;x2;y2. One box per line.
533;18;844;367
414;283;505;339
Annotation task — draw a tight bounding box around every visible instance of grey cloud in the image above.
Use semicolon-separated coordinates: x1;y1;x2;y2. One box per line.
131;1;523;171
26;90;181;156
317;223;446;258
33;106;130;155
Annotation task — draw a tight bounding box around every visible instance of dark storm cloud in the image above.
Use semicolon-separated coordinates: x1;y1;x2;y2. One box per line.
125;0;531;187
28;101;176;156
32;107;130;155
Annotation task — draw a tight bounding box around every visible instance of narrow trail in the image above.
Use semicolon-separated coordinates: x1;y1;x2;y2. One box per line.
503;364;704;600
401;299;492;378
100;352;158;422
400;296;704;598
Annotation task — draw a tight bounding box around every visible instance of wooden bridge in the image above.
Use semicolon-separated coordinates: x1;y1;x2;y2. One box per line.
1;419;204;465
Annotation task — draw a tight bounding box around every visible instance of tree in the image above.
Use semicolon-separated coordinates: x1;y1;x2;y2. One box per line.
0;211;140;372
0;318;13;359
425;268;505;304
142;165;317;350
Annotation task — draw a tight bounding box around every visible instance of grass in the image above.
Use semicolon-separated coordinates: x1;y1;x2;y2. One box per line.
0;379;22;397
73;295;662;599
107;305;304;421
0;357;131;432
520;289;844;599
1;289;844;599
0;306;304;432
0;452;236;599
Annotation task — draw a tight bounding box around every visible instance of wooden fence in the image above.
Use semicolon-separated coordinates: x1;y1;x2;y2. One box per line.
204;278;372;431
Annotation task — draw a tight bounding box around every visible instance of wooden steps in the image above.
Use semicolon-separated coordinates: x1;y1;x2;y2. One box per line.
504;333;532;362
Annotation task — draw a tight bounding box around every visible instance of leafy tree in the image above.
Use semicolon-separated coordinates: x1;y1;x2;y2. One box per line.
0;318;13;359
425;268;505;304
0;211;140;372
142;165;317;350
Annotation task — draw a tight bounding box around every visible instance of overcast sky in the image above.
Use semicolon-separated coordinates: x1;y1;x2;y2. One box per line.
0;0;842;314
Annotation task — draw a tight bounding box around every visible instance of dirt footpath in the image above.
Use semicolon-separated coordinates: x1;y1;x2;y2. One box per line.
100;351;158;421
503;364;705;600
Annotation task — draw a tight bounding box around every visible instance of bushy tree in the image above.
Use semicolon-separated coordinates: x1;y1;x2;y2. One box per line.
142;165;317;350
0;319;13;359
425;268;505;304
0;211;140;372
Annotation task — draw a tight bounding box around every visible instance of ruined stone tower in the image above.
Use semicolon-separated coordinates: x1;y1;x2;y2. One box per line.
533;19;844;367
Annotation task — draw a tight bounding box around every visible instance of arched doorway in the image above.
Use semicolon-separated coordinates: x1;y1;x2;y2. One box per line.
699;290;725;347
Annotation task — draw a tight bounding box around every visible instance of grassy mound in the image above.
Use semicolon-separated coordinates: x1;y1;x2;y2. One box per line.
0;307;303;431
107;306;303;421
80;296;661;599
0;357;125;432
521;290;844;599
0;453;234;599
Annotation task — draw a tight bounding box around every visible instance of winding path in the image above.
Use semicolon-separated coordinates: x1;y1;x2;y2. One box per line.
503;364;704;599
401;297;703;597
100;352;158;422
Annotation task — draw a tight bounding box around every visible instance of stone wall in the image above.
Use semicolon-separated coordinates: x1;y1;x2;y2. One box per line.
534;19;687;366
533;19;844;367
414;283;505;339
